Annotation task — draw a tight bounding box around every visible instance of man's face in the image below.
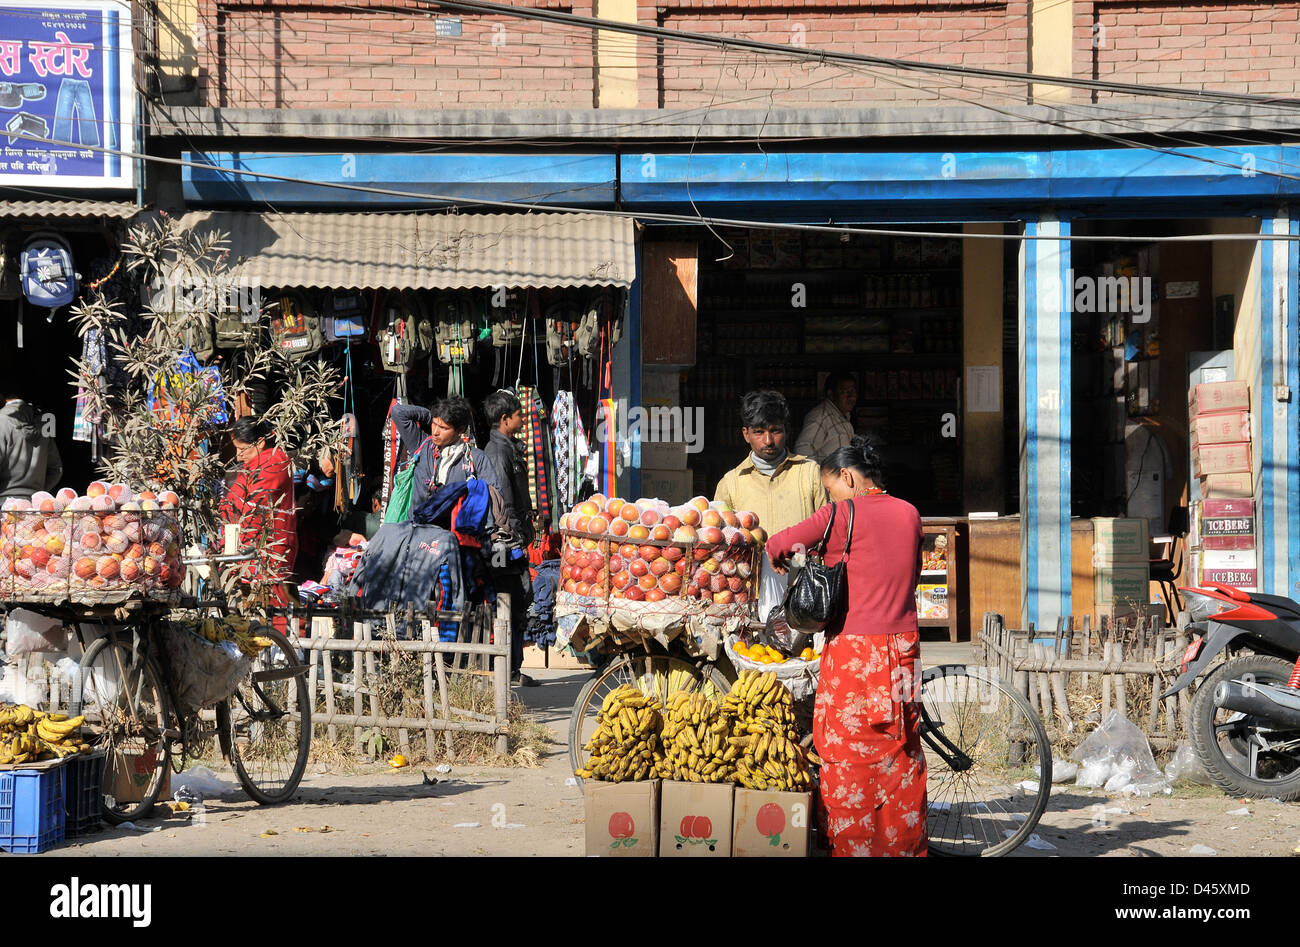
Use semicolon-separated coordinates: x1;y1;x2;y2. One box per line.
831;380;858;417
430;416;461;448
743;424;787;462
502;408;524;437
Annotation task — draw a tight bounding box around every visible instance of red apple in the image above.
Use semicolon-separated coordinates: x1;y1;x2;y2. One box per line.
624;585;645;602
722;510;740;528
606;498;625;517
628;525;650;541
672;525;697;543
644;588;667;602
563;547;579;566
619;504;640;523
650;524;671;542
662;514;682;531
735;591;749;604
674;559;687;576
750;527;768;545
639;509;660;528
142;556;161;576
588;494;607;509
575;581;592;597
577;500;600;518
607;555;625;574
30;548;50;569
86;481;108;498
638;545;659;563
608;518;629;537
709;574;726;593
738;511;759;530
677;507;702;528
662;545;683;562
120;559;142;582
574;515;591;534
74;557;97;579
612;571;634;590
649;558;671;576
588;515;610;535
713;589;735;605
97;556;119;579
638;574;658;591
702;510;724;528
727;576;745;592
580;567;598;584
659;573;682;594
619;543;638;560
629;558;649;577
721;559;738;576
699;526;724;545
690;496;710;512
563;579;578;594
692;547;711;562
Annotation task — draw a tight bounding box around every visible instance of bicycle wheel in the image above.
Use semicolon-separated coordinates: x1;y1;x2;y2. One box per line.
73;634;172;826
919;664;1052;857
226;628;311;805
568;653;729;779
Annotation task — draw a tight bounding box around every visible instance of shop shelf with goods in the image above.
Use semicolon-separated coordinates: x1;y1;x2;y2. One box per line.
917;519;965;642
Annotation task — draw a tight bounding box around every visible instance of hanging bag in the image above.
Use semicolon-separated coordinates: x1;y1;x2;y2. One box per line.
384;434;435;525
269;290;323;360
433;291;475;365
323;290;369;343
782;499;855;634
377;290;418;372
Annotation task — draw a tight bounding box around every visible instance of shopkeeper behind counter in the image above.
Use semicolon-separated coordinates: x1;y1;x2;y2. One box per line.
714;390;828;619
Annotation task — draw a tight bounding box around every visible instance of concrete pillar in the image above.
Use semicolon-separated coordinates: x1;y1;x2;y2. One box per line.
1030;0;1073;103
1254;215;1300;596
963;222;1005;512
1019;217;1072;627
596;0;638;108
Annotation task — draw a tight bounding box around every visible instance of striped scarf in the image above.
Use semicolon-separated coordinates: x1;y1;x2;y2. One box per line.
519;386;552;523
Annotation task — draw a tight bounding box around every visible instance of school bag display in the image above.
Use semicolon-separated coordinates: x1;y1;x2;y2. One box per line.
269;290;323;360
323;289;370;343
377;290;425;373
433;290;475;365
19;232;76;309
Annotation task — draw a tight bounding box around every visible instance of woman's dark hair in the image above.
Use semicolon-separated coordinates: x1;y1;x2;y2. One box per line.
483;389;522;426
231;416;270;445
821;435;884;484
431;395;473;433
740;390;790;429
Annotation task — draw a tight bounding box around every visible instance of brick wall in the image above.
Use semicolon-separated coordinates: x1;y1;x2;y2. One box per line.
640;1;1028;109
1077;1;1300;98
197;0;597;108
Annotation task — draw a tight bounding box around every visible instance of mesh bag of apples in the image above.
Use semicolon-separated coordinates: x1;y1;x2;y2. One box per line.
557;494;766;618
0;482;185;602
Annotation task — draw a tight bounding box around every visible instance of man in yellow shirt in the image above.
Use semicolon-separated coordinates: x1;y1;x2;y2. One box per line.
715;390;828;619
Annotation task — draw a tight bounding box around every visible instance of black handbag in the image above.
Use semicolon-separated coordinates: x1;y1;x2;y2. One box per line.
782;500;855;634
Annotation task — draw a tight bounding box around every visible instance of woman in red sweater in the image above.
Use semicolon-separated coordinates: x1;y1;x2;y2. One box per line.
766;435;926;857
218;417;297;625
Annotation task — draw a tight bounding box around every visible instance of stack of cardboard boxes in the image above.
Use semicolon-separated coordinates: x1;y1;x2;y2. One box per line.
1187;381;1256;591
584;779;812;858
1092;517;1153;620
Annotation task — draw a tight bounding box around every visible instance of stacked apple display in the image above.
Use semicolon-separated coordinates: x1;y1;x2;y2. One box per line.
558;494;765;613
0;482;185;601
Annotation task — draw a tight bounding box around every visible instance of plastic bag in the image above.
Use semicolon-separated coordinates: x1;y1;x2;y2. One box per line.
1070;711;1172;796
757;552;787;623
4;607;67;656
172;765;234;801
759;606;812;657
1164;742;1213;786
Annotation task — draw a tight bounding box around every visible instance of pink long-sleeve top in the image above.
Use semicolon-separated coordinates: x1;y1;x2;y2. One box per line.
765;494;923;637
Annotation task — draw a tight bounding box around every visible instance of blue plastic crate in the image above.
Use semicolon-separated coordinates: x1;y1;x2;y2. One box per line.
64;752;105;838
0;767;66;853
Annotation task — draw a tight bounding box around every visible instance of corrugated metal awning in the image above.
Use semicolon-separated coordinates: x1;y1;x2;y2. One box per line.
173;210;636;290
0;200;140;219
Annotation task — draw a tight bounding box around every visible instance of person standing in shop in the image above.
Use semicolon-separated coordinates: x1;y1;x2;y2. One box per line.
0;389;61;499
794;371;858;462
390;396;501;511
482;389;538;688
714;390;828;620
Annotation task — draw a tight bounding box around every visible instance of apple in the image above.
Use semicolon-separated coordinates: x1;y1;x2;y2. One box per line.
628;525;650;541
734;591;749;604
562;578;578;594
563;547;579;566
574;515;591;534
721;559;737;576
607;555;625;574
619;543;638;560
638;545;659;563
606;498;625;518
624;586;645;602
97;556;120;579
677;507;702;528
750;527;768;545
580;567;598;584
662;514;682;531
612;571;634;590
736;528;754;545
581;539;600;552
649;558;671;576
611;589;625;600
30;548;50;569
692;547;711;562
674;559;687;576
639;509;660;528
619;504;640;523
588;515;610;535
726;529;747;547
159;491;180;507
737;560;753;579
659;573;682;594
738;511;759;530
699;526;724;545
56;487;77;503
577;500;601;518
44;534;65;555
637;574;658;591
120;559;142;582
608;518;629;537
147;542;167;559
38;498;56;513
575;581;592;597
661;545;683;562
588;493;607;509
586;552;605;571
713;589;735;605
709;574;726;594
644;588;667;602
690;496;710;512
594;569;609;587
47;557;70;578
142;556;161;576
629;558;649;578
727;576;745;592
701;510;724;529
650;524;671;542
137;490;157;502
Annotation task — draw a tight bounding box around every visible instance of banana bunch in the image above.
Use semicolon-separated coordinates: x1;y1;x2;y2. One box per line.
656;691;735;783
722;670;819;792
191;617;274;657
575;685;663;782
0;704;90;764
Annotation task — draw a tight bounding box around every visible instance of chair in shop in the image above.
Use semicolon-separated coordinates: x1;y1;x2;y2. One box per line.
1149;506;1189;624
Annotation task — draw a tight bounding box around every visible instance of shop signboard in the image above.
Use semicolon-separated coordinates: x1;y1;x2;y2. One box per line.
0;0;133;188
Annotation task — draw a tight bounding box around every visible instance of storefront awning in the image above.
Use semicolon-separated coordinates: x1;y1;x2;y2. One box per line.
173;210;636;290
0;200;139;219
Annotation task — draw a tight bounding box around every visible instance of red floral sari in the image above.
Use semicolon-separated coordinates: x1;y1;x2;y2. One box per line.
814;629;928;857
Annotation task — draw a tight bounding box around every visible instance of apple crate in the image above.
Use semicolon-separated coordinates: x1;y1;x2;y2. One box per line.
0;765;67;854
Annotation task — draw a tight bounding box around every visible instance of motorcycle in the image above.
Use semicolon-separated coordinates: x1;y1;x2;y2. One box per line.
1161;582;1300;800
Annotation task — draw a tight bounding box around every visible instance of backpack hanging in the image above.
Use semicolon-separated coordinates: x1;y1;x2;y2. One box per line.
490;288;525;347
20;232;76;309
323;289;370;343
574;292;603;361
433;291;475;365
377;290;425;373
544;299;581;368
269;290;323;360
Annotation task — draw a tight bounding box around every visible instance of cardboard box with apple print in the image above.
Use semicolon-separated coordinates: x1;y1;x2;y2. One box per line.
732;789;813;857
659;781;733;857
584;779;660;857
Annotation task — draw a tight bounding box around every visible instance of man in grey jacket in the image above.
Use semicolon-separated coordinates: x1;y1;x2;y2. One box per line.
0;393;61;499
390;395;500;512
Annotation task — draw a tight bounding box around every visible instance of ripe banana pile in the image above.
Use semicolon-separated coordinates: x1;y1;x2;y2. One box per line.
657;691;735;783
722;670;819;792
575;685;663;782
190;616;275;657
0;704;90;764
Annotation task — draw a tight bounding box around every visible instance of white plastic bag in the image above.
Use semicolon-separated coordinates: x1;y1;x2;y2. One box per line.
171;765;234;801
4;607;66;656
757;552;788;623
1070;711;1172;796
1164;742;1213;786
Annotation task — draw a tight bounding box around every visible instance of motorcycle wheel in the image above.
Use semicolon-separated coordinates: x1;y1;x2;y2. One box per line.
1189;654;1300;800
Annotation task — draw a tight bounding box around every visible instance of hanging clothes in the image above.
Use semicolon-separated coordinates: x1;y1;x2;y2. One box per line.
552;390;574;511
519;385;553;524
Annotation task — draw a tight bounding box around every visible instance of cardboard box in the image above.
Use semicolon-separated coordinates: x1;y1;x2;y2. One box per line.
1202;548;1257;572
1193;442;1252;478
1091;517;1149;562
1191;411;1251;448
1094;564;1151;603
1201;568;1257;590
916;584;949;620
585;779;660;857
1200;472;1253;499
1201;498;1255;519
732;788;813;857
107;747;170;805
1197;534;1257;551
1189;380;1250;416
659;781;734;857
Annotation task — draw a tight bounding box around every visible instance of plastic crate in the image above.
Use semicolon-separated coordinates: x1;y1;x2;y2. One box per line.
0;767;67;853
64;752;106;838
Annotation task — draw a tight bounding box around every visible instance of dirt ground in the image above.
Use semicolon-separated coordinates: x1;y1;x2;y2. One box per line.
38;666;1300;858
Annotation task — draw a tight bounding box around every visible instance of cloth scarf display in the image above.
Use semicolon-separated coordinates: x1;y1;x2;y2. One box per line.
518;385;553;523
551;390;593;511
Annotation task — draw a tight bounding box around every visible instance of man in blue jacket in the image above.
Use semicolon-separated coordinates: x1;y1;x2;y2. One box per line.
390;396;501;512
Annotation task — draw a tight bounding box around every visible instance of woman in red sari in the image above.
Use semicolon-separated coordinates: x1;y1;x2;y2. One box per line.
218;418;297;624
766;435;927;857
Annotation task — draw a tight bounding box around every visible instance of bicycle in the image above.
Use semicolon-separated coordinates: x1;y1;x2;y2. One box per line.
67;552;311;825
